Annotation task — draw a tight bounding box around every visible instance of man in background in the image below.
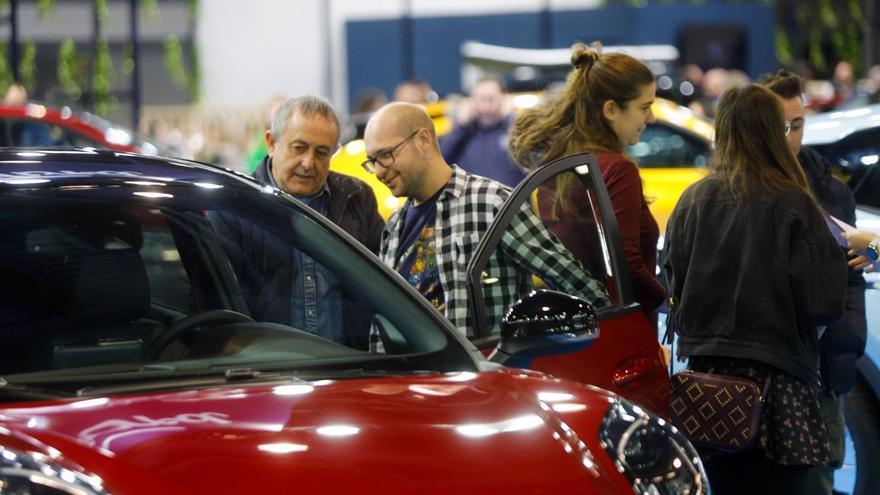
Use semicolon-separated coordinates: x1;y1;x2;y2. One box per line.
761;69;867;495
440;74;526;187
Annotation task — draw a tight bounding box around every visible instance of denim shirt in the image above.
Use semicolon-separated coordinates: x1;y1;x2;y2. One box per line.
268;173;344;343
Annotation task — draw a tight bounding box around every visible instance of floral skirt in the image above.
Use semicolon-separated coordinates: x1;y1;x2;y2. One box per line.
688;355;831;466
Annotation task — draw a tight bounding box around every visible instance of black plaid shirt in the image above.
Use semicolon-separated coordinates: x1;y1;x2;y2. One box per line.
379;165;609;337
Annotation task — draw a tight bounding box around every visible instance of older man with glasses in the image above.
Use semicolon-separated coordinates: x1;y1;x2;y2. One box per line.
362;102;608;343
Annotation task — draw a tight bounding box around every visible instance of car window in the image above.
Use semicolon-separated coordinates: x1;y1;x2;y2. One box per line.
0;187;462;384
814;128;880;209
139;212;193;312
629;122;710;168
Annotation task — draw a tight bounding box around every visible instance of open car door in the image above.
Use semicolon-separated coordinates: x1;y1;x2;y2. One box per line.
466;152;670;415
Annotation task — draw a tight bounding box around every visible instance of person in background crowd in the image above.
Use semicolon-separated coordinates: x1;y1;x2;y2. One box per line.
393;79;437;104
346;88;389;141
509;42;666;328
663;83;848;495
3;82;28;105
761;69;868;495
353;88;389;115
216;95;383;349
244;94;287;173
679;64;704;107
689;67;730;118
831;61;856;108
864;65;880;104
363;101;608;340
439;74;526;187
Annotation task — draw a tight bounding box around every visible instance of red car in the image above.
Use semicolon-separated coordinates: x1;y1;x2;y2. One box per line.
0;103;160;154
0;150;700;494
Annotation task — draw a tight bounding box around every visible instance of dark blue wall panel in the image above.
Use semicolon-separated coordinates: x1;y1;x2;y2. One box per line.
549;7;637;47
345;19;405;108
346;5;776;109
412;13;545;98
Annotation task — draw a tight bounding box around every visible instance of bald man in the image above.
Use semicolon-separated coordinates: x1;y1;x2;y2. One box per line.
362;102;608;341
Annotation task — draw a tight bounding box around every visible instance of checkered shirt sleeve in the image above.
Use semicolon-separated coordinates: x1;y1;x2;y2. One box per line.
374;165;609;348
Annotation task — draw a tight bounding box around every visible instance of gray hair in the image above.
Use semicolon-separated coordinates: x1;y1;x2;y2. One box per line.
269;95;341;142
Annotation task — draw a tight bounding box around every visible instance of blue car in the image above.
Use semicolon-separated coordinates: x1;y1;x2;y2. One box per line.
804;106;880;495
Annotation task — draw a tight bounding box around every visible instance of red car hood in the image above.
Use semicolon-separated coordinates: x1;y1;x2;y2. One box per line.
0;369;630;494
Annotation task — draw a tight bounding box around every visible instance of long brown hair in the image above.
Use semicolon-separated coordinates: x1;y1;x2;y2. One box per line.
508;41;655;169
712;84;813;199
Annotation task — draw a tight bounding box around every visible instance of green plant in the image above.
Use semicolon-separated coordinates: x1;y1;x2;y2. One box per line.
140;0;159;22
778;0;866;78
58;39;86;100
18;42;36;92
37;0;55;18
0;44;13;91
92;39;116;116
164;34;200;102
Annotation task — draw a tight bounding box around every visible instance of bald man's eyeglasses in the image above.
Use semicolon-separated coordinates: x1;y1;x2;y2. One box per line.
362;130;419;174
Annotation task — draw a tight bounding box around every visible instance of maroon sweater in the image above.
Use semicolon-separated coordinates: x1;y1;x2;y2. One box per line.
596;151;665;312
536;151;665;323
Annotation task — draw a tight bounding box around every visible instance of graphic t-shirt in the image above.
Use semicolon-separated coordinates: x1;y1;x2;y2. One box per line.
395;191;444;309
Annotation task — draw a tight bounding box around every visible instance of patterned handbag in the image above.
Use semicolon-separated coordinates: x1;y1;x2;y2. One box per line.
669;371;771;452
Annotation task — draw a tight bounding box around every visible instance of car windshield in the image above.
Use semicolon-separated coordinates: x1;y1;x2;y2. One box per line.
0;175;471;395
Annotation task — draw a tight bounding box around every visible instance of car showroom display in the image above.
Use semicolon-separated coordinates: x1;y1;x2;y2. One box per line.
0;149;705;494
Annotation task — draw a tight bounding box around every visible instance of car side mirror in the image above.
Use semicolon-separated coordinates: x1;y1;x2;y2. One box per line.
490;289;599;368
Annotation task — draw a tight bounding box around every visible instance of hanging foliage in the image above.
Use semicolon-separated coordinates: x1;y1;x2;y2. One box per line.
188;0;199;21
164;34;200;101
140;0;159;22
18;42;36;92
775;26;793;67
190;42;201;102
0;44;13;92
776;0;867;77
92;39;116;116
122;42;135;76
94;0;109;24
37;0;55;18
57;39;86;100
163;35;188;88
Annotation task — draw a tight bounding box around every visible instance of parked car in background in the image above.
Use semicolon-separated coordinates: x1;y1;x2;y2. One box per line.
0;103;162;155
0;149;704;494
331;97;713;229
803;106;880;495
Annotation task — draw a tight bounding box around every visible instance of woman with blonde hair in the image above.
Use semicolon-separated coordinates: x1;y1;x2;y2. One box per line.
509;42;664;326
663;83;848;494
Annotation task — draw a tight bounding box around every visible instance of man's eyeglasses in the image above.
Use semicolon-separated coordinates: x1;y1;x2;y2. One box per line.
361;130;420;174
784;120;792;136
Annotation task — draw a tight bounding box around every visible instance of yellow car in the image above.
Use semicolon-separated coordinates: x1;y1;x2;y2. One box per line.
330;97;713;229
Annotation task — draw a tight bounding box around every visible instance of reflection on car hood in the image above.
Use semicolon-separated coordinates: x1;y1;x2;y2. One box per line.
0;369;627;494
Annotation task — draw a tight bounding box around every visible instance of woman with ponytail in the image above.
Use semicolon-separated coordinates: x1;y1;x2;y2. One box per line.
509;42;665;326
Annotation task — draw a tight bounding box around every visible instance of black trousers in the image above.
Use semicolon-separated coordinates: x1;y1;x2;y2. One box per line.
703;449;826;495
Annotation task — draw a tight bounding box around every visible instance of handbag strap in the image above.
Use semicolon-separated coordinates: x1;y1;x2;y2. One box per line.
759;375;772;402
663;295;677;376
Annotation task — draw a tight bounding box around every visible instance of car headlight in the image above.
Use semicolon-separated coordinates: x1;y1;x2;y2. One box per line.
0;445;111;495
599;398;707;495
